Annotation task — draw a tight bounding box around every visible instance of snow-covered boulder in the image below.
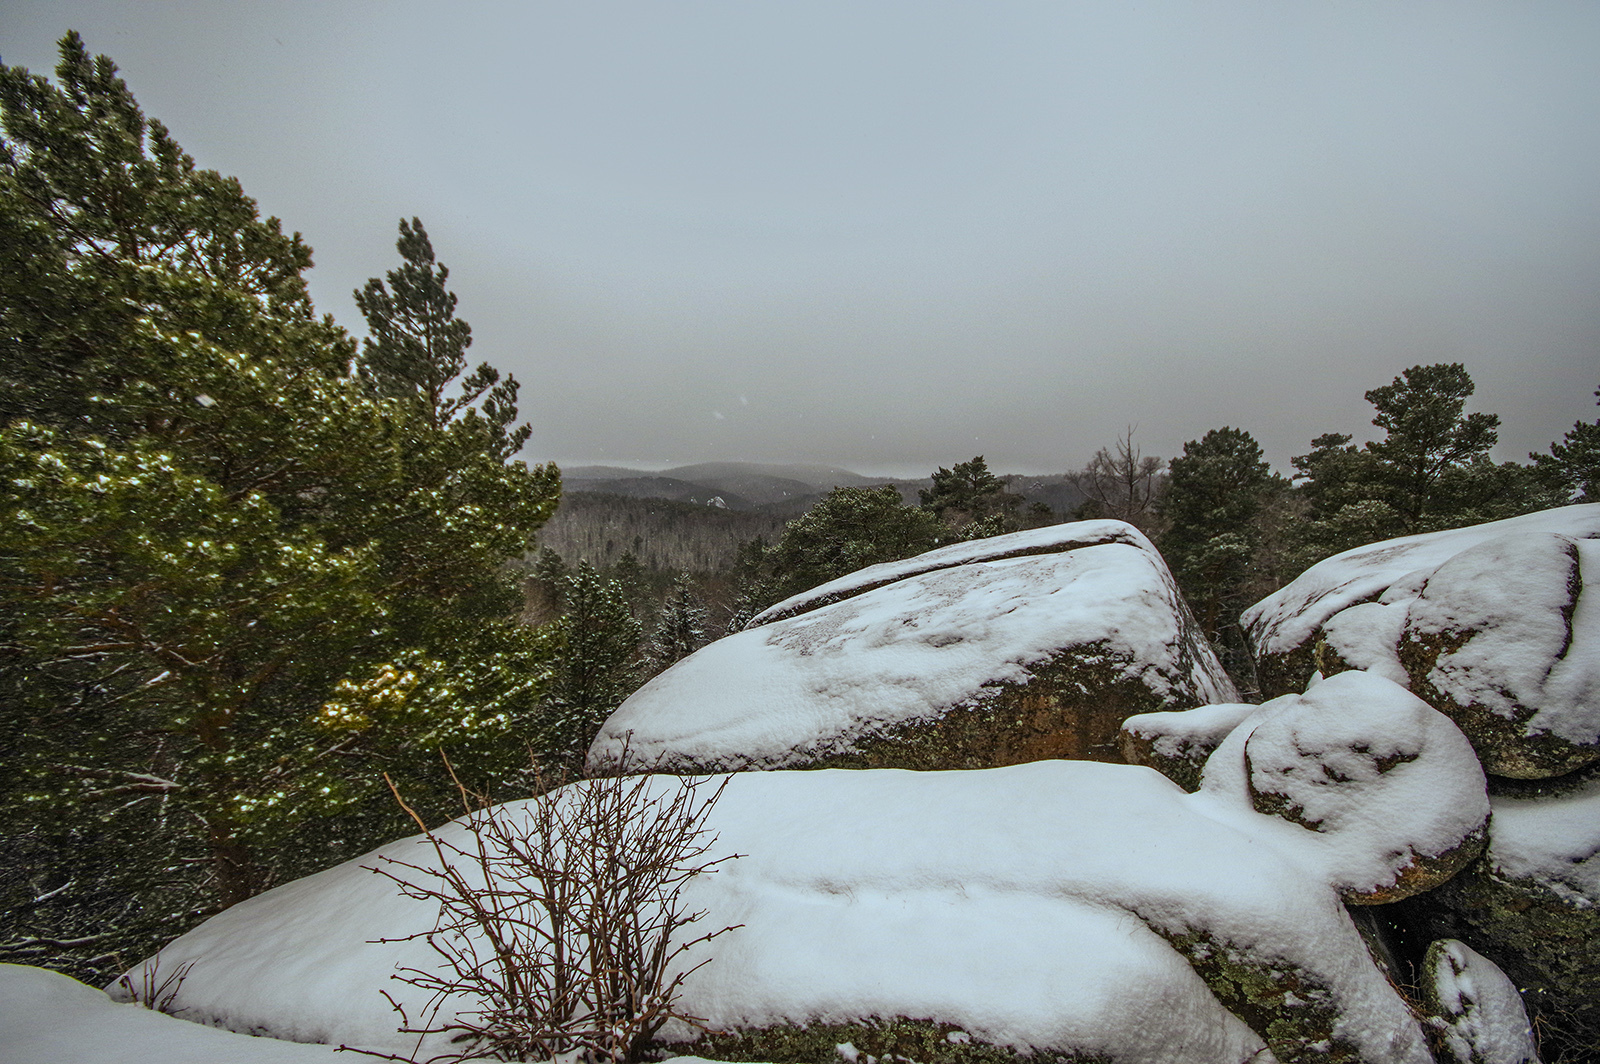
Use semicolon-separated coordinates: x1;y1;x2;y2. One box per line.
1241;506;1600;778
1123;672;1489;902
1400;765;1600;1055
1420;940;1541;1064
1119;702;1258;791
1197;671;1490;905
589;522;1237;775
131;761;1453;1064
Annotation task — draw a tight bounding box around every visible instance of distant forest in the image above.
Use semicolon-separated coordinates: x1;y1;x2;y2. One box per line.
538;492;788;573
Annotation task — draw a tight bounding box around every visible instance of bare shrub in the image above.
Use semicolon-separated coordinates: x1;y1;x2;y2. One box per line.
346;757;741;1063
114;955;194;1014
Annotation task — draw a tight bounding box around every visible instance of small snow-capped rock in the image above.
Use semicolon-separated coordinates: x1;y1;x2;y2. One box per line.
1119;702;1259;792
1421;940;1540;1064
588;522;1237;775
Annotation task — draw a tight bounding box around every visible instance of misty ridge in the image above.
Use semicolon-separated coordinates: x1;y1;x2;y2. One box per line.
543;461;1086;573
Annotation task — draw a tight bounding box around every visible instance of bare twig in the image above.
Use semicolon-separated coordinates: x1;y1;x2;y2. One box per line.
346;747;740;1063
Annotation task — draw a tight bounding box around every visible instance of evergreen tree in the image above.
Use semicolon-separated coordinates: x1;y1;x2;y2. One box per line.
919;455;1020;531
542;563;642;770
1290;364;1554;564
1;35;562;979
759;486;944;606
1533;386;1600;503
354;218;529;457
1362;363;1499;531
1157;428;1281;687
644;573;712;676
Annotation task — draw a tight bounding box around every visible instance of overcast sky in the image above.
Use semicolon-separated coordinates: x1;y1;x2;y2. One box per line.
5;3;1598;477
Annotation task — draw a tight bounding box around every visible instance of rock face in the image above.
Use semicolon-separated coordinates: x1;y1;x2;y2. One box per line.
1241;505;1600;779
1396;764;1600;1056
130;762;1443;1064
589;522;1237;775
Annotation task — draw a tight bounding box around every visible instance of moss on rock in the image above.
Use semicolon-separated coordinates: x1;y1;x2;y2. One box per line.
1396;629;1599;779
1393;861;1600;1059
662;1016;1107;1064
1155;928;1365;1064
1253;640;1319;701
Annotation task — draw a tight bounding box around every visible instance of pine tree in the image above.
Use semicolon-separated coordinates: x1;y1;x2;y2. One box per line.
1;35;563;979
542;564;642;770
758;486;944;606
355;217;530;458
645;573;712;676
1290;364;1552;563
1362;363;1499;532
1157;428;1281;688
919;455;1021;531
1533;386;1600;503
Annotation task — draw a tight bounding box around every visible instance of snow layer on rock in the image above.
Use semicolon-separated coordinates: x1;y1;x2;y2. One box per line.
1197;671;1488;900
138;762;1432;1064
591;532;1235;772
1487;773;1600;905
1122;703;1259;761
1406;533;1599;744
750;520;1153;627
1242;505;1600;660
0;963;347;1063
1318;601;1411;686
1425;941;1540;1064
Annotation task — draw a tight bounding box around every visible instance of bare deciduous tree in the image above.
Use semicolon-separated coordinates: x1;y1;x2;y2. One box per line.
349;758;741;1064
1067;427;1166;534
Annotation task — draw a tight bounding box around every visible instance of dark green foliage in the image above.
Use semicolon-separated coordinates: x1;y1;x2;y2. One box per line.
1291;364;1557;565
1532;386;1600;503
540;563;642;771
1363;363;1499;530
1157;428;1282;686
0;31;342;431
744;485;944;610
919;455;1021;531
354;217;530;459
644;573;712;677
1;34;561;981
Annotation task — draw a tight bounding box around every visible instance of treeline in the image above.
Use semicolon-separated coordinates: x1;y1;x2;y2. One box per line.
1063;364;1595;688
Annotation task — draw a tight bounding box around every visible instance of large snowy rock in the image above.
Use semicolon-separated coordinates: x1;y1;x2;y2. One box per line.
1397;764;1600;1055
130;760;1454;1064
590;522;1237;775
1241;506;1600;778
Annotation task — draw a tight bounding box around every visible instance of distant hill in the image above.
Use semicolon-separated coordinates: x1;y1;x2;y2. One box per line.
564;461;911;512
544;464;1088;573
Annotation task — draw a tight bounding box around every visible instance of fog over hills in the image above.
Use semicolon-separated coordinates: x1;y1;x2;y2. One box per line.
557;461;1086;519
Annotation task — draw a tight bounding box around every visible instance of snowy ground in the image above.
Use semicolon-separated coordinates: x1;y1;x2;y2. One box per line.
0;963;348;1063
